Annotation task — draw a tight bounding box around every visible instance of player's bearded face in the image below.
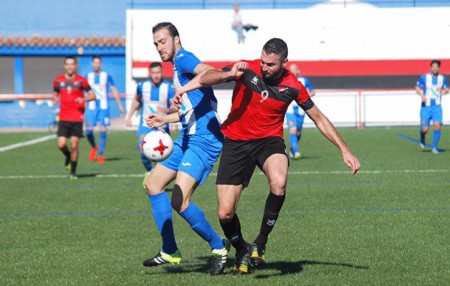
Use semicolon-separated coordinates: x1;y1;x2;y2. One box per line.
260;50;285;81
150;67;163;85
153;29;176;62
431;63;440;75
64;59;77;76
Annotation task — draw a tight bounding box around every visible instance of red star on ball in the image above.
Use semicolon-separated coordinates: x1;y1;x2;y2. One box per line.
153;139;168;155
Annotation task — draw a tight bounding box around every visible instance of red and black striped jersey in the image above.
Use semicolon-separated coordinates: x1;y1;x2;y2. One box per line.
53;74;91;122
221;59;314;140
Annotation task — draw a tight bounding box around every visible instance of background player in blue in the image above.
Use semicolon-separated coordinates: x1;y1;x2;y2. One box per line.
415;59;449;154
126;62;175;172
85;56;125;163
141;22;229;276
285;64;315;159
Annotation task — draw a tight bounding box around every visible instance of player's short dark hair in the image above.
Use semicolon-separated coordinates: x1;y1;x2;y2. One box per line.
430;59;441;67
152;22;180;38
92;55;102;62
263;38;288;61
64;56;77;64
150;62;162;69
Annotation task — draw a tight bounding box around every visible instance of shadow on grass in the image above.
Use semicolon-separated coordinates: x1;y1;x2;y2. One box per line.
254;260;369;279
144;257;368;276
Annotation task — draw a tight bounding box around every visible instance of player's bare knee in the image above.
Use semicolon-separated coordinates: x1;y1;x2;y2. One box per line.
217;208;235;221
171;184;184;213
269;178;286;196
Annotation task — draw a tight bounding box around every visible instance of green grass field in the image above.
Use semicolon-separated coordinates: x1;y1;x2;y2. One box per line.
1;127;449;286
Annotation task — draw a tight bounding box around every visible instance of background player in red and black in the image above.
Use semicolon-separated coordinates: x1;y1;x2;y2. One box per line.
175;38;360;274
53;56;96;179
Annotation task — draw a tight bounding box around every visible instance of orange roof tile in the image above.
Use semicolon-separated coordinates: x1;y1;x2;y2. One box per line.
0;36;125;48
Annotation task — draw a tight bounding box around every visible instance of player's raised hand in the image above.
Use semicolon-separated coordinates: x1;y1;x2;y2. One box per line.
146;114;165;128
230;61;248;77
342;151;361;175
171;90;183;110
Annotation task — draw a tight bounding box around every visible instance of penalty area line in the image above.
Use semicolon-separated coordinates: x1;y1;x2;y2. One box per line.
0;134;56;152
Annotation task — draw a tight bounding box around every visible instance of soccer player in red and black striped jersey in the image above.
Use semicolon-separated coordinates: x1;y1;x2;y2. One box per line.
175;38;360;274
53;56;96;179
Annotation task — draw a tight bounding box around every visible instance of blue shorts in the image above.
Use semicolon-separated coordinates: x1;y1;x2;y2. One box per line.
160;133;223;185
420;105;442;128
286;113;305;130
85;109;110;127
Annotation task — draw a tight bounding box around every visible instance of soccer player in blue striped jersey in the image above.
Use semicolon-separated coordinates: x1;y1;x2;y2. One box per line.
415;60;449;154
141;22;229;275
126;62;175;172
85;56;125;163
285;64;315;159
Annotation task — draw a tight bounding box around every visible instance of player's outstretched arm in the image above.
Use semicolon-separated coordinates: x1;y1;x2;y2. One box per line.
125;96;141;126
52;91;60;105
111;85;125;115
306;105;361;175
145;112;180;128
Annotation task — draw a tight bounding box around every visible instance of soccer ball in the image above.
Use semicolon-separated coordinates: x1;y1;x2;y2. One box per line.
140;130;174;162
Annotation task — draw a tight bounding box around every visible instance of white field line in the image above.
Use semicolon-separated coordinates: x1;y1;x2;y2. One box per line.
0;169;448;180
0;135;56;152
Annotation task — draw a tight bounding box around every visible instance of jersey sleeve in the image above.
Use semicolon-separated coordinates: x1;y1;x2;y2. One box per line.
295;83;314;111
53;78;60;92
443;76;448;88
107;74;115;87
178;52;201;74
136;82;143;99
82;77;91;92
416;75;425;88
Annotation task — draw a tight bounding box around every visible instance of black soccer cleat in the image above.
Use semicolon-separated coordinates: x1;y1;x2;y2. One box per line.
232;243;251;275
250;243;266;267
143;250;182;267
210;239;230;275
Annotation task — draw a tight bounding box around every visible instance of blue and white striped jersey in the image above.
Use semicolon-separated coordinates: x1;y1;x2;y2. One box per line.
86;71;115;111
136;79;174;128
416;73;448;106
173;48;221;136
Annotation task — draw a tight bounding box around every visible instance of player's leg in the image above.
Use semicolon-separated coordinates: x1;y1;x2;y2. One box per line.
97;110;110;163
216;138;255;274
142;163;179;267
56;121;71;169
251;137;289;267
431;106;443;153
286;113;299;159
420;106;431;149
138;127;153;172
295;113;306;159
85;110;98;161
68;135;80;179
174;135;229;275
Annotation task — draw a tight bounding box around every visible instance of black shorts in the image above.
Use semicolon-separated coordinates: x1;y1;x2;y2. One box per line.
216;136;288;187
57;121;84;138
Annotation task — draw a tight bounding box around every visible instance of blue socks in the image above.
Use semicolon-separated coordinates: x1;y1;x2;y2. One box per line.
149;192;178;255
289;133;299;154
86;130;96;148
180;203;223;250
433;130;441;149
98;131;107;156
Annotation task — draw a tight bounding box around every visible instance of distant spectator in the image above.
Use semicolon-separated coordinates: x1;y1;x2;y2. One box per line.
231;2;258;44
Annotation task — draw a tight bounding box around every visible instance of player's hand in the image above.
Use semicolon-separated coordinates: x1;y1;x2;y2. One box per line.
172;91;183;110
125;117;132;127
342;151;361;175
230;61;248;77
146;114;165;128
420;94;427;103
75;97;84;104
